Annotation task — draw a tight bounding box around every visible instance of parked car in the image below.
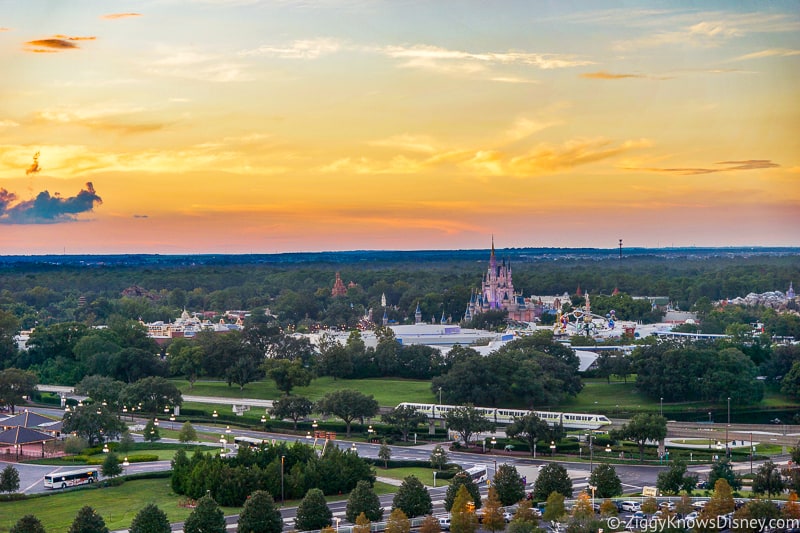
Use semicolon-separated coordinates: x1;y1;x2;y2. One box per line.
685;512;699;526
620;501;641;512
503;511;514;523
660;501;675;512
438;516;451;531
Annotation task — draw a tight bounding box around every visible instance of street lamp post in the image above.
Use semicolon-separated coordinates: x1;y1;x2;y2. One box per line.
588;433;594;472
727;397;731;457
281;455;285;506
533;442;537;459
491;436;496;452
433;470;437;487
368;425;374;442
750;432;754;474
550;440;556;457
660;397;663;417
588;484;597;509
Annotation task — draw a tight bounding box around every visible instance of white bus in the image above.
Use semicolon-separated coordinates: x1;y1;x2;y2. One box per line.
464;465;488;484
44;468;99;489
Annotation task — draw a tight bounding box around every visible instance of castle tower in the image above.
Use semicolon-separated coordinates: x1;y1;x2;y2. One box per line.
331;272;347;297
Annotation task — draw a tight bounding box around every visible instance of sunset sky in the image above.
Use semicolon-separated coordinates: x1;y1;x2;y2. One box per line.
1;1;798;255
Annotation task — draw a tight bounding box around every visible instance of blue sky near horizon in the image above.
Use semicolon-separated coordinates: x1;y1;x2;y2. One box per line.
1;1;798;254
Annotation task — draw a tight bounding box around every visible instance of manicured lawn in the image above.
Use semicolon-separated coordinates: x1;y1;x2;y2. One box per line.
177;377;436;406
0;478;239;533
374;466;451;487
0;478;400;532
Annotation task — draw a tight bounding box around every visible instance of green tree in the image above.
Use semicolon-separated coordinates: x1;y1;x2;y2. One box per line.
316;390;379;437
62;404;127;446
117;430;135;453
378;441;392;468
237;490;282;533
493;463;525;506
184;494;226;533
444;472;482;512
346;480;384;522
392;475;433;518
656;460;698;495
0;464;21;494
68;506;109;533
74;375;126;409
226;353;264;391
708;458;742;491
168;344;204;390
506;412;551;457
143;418;161;442
381;404;427;442
0;368;37;415
179;421;198;443
752;461;785;499
122;376;182;414
542;492;566;523
443;405;493;447
532;464;572;501
450;485;478;533
295;488;333;531
129;503;171;533
270;396;313;430
101;452;122;480
481;486;506;533
588;463;622;498
612;413;667;462
10;515;46;533
264;358;311;395
430;445;448;470
385;508;411;533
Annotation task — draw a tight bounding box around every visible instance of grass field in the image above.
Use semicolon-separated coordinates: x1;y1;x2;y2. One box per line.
374;466;450;487
178;377;437;406
0;477;398;532
177;376;800;422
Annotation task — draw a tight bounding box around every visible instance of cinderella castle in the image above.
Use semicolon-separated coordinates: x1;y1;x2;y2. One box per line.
464;239;537;323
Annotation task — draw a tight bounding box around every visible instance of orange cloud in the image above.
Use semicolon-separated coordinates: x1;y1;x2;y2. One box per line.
581;70;644;79
629;159;780;175
101;13;142;20
24;35;95;53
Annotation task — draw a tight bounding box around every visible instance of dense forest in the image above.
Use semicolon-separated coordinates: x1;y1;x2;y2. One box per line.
1;249;798;331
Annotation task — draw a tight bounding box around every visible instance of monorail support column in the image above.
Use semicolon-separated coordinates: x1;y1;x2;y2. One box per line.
429;421;436;435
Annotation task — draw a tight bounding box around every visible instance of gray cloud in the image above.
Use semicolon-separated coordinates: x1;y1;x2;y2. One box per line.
0;182;103;224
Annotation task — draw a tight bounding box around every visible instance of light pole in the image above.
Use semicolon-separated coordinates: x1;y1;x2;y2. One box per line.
368;425;374;442
750;432;754;474
438;386;443;406
350;442;358;454
550;440;556;457
491;436;496;452
660;397;663;417
281;455;285;506
433;470;437;487
588;484;597;509
726;397;731;457
533;441;537;459
588;433;594;472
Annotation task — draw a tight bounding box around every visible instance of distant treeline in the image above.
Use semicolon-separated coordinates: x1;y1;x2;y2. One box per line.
0;250;797;331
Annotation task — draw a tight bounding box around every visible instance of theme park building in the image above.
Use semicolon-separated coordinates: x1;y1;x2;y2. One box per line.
464;240;537;323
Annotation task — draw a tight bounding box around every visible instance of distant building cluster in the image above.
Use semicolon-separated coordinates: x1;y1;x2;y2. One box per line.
143;308;244;345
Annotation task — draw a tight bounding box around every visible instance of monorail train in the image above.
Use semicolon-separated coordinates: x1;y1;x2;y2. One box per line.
396;402;612;430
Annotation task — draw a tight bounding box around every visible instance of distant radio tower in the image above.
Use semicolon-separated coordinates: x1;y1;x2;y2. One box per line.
618;239;623;260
